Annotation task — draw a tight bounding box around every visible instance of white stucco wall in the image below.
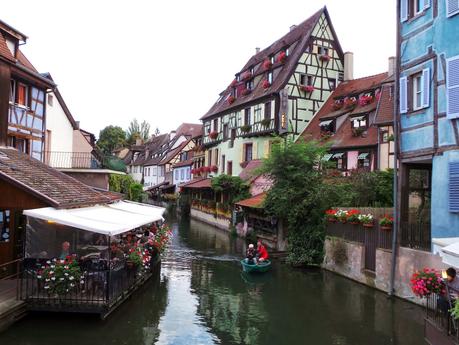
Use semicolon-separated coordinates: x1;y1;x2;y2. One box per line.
46;92;74;153
173;166;191;186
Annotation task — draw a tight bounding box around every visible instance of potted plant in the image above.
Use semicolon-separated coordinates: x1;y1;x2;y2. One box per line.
127;246;143;269
379;215;394;230
325;209;337;222
209;131;218;140
410;268;444;298
263;59;272;70
261;118;271;128
211;165;218;173
262;79;271;89
202;166;212;174
336;209;348;223
358;214;374;228
242;71;252;81
277;51;287;63
38;256;84;296
241;88;251;96
359;94;374;106
241;124;252;133
346;209;361;225
344;97;357;109
301;85;315;93
227;95;236;104
319;54;331;62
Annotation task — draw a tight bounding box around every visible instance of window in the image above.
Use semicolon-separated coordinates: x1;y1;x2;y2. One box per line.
245;143;253;162
0;210;11;243
300;74;313;86
223;124;229;141
180;169;184;180
270;55;274;64
227;161;233;176
215;149;219;166
10;136;29;154
285;47;290;56
244;108;251;125
236;74;240;82
412;72;423;110
357;152;371;170
208;150;212;166
401;0;430;21
447;0;459;17
268;72;273;84
331;153;346;171
381;130;389;143
447;56;459;119
264;102;271;119
329;78;336;91
318;46;329;56
246;80;253;90
9;80;15;103
320;119;335;134
48;94;54;106
213;118;219;132
351;115;367;129
222;155;226;174
250;66;254;74
175;170;179;180
17;83;27;107
449;162;459;212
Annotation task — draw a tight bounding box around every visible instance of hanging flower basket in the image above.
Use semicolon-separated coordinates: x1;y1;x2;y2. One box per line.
209;131;218;140
262;79;271;89
319;54;331;62
379;215;394;228
300;85;315;93
241;88;251;96
263;60;272;70
227;95;235;104
277;51;287;63
410;268;444;298
211;165;218;173
242;71;252;81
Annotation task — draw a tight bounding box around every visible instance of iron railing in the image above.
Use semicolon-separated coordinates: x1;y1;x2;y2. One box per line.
45;151;127;172
400;221;431;252
425;292;459;344
326;222;392;250
0;258;23;302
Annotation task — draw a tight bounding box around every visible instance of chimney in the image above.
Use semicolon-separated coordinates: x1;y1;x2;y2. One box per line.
255;47;260;54
388;56;396;77
290;25;297;32
75;121;80;130
344;52;354;81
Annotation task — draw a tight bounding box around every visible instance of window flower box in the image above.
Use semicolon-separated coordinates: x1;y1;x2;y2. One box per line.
333;100;344;110
277;51;287;63
209;131;218;140
358;214;374;228
325;209;337;222
242;71;252;81
346;209;361;224
230;79;238;87
335;209;348;223
211;165;218;173
227;95;236;104
263;60;272;70
240;125;252;133
379;215;393;230
262;79;271;89
352;128;365;137
319;54;331;62
344;97;357;109
359;94;374;106
300;85;315;93
241;88;251;96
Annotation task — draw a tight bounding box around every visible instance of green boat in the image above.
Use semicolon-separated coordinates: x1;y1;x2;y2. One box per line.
240;259;271;273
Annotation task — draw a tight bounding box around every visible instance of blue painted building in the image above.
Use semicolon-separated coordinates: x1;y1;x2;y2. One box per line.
398;0;459;251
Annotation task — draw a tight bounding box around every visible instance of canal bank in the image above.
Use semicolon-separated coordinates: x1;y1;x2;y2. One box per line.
0;215;425;345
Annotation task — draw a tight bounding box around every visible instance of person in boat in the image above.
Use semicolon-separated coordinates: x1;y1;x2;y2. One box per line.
246;244;256;264
256;240;269;263
438;267;459;314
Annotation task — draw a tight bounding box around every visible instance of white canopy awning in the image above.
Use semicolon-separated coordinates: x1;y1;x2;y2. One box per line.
24;201;165;236
358;152;369;159
320;119;333;126
332;152;345;159
438;239;459;267
322;153;333;161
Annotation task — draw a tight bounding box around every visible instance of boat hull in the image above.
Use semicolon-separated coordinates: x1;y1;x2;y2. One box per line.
240;259;271;273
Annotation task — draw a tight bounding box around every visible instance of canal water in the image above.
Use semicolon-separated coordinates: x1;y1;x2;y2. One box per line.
1;215;425;345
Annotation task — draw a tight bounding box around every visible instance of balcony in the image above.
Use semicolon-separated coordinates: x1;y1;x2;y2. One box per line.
45;152;126;172
240;118;275;138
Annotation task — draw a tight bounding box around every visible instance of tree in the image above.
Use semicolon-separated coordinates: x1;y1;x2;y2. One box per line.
97;126;126;155
109;174;146;202
259;138;331;266
211;175;250;205
126;119;151;145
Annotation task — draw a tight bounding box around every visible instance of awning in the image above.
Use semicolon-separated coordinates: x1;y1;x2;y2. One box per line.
322;153;333;161
440;241;459;267
23;201;165;236
332;153;345;159
350;115;365;121
358;153;369;159
320;120;333;126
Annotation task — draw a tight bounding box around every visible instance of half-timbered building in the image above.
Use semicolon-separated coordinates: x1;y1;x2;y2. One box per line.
0;20;54;160
200;7;345;177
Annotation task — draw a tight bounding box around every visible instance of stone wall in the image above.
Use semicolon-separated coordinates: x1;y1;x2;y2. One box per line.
190;208;231;231
323;237;447;305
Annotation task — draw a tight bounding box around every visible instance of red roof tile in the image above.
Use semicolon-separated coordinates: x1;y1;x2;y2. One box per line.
173;159;193;168
175;123;203;138
0;147;111;208
201;7;343;121
236;192;266;209
181;178;212;189
374;84;394;125
0;32;14;62
17;49;38;72
239;159;263;182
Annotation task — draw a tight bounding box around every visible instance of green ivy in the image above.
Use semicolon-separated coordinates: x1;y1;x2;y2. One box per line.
109;174;146;202
211;175;250;205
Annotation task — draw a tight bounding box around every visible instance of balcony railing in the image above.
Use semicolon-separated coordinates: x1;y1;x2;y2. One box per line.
241;118;275;137
400;221;431;252
425;293;459;344
45;152;126;172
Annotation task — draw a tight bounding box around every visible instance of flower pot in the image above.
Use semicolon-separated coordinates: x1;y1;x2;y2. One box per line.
350;221;360;225
363;223;374;228
327;219;336;223
381;226;392;231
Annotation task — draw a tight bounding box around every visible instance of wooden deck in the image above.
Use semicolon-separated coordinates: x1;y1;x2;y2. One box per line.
0;279;26;332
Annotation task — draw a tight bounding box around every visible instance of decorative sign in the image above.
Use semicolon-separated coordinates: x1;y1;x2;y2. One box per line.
278;88;289;134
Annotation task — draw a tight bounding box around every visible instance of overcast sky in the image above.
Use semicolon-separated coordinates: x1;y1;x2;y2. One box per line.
2;0;395;138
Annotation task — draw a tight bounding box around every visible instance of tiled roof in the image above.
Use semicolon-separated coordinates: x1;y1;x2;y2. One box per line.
17;49;38;72
201;7;340;121
300;73;390;150
239;159;263;182
175;123;203;138
173;159;193;168
0;147;111;208
236;192;266;209
374;83;394;125
181;178;212;189
0;31;14;62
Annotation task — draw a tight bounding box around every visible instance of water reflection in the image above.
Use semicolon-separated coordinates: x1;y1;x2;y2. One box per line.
0;214;425;345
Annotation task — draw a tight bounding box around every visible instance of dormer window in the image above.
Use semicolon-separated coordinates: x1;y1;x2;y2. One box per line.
300;74;313;86
320;119;335;134
250;66;255;74
351;115;367;129
236;74;240;82
268;72;273;84
245;80;254;91
270;55;275;64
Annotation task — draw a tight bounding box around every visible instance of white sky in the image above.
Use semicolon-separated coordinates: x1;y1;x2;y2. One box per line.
2;0;395;138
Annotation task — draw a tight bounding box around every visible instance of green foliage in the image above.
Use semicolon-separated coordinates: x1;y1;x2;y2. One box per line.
126;118;151;145
109;174;146;202
211;175;250;204
259;138;330;266
97;126;126;155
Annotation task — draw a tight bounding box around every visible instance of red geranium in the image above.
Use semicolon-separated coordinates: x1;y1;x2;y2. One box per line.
227;95;235;104
211;165;218;173
410;268;445;298
301;85;315;93
277;51;287;63
319;54;331;62
262;79;271;89
359;94;374;106
209;131;218;140
242;71;252;81
241;88;251;96
230;79;237;87
263;60;272;70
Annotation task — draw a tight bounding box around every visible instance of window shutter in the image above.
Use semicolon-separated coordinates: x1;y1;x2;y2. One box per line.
421;68;430;108
423;0;431;10
447;0;459;17
401;0;408;22
450;162;459;212
252;142;258;160
400;76;408;114
447;56;459;119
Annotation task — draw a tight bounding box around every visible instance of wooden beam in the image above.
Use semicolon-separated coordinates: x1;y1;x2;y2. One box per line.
0;61;10;146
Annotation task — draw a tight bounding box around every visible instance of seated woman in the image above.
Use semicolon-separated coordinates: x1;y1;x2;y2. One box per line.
256;240;269;263
245;244;256;264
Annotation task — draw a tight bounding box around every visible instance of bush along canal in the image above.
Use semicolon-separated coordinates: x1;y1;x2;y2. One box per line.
0;215;425;345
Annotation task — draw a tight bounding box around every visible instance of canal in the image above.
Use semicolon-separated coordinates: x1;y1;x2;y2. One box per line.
1;214;425;345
